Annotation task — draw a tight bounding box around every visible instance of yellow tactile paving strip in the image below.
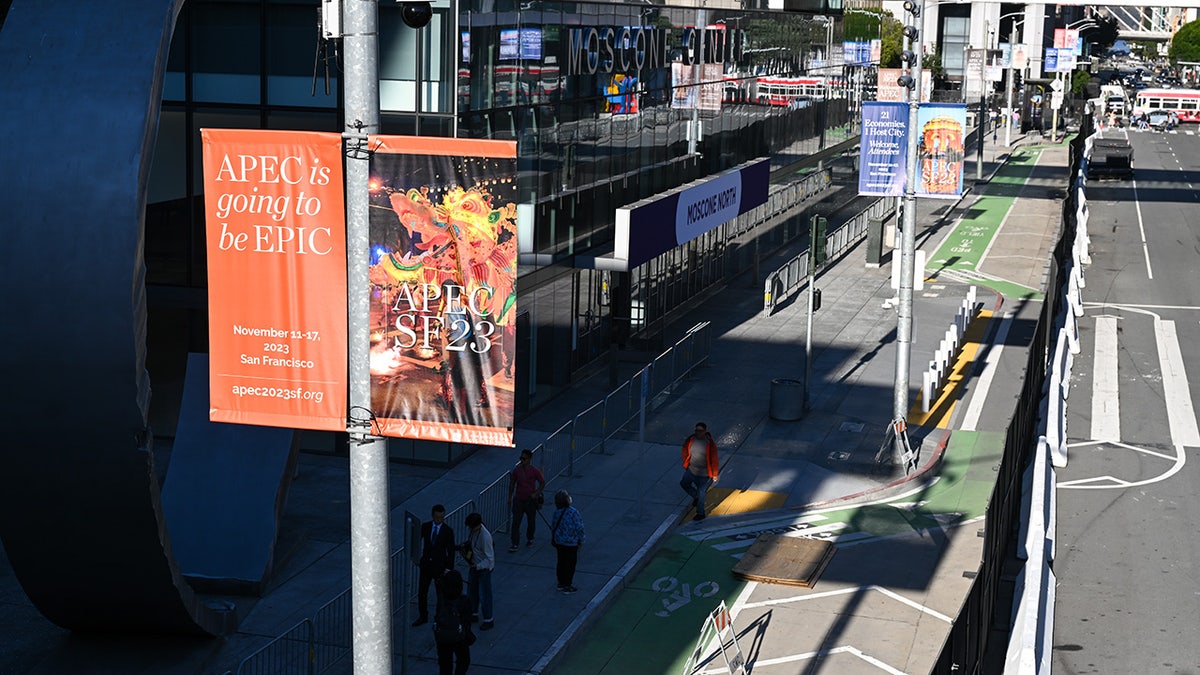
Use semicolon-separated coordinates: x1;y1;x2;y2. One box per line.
687;487;789;519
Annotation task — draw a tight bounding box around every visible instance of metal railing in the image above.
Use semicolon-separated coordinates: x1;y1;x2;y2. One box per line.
762;197;896;313
234;322;712;675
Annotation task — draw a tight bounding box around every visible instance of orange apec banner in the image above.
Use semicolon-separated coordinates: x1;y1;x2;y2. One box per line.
368;136;518;446
202;129;348;431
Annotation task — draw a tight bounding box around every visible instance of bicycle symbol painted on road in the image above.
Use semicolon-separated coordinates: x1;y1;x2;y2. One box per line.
652;576;720;617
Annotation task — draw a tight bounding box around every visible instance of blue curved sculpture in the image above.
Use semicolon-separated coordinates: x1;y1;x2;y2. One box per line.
0;0;234;635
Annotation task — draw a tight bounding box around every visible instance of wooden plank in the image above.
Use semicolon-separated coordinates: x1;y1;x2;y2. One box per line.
731;534;835;588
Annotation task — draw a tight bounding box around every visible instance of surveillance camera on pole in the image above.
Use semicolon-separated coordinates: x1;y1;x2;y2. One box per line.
323;0;434;34
397;1;433;29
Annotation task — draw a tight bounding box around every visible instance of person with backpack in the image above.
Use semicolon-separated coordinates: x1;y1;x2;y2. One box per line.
433;569;474;675
551;489;585;594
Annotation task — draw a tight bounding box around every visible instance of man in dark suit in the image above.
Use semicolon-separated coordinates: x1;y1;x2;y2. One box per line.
413;504;456;626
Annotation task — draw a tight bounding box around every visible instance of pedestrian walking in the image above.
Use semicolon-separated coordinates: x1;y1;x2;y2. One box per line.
679;422;719;521
508;448;545;552
464;512;495;630
413;504;456;627
550;489;585;593
433;569;474;675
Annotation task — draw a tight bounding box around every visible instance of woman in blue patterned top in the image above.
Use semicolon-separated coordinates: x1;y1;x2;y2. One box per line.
551;489;586;594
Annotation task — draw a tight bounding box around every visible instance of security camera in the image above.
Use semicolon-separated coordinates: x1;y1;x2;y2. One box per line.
399;1;433;29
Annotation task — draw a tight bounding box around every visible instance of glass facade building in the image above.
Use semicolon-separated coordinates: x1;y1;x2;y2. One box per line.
145;0;855;448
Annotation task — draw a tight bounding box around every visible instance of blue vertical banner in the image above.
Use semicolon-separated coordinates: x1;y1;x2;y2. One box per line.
1044;48;1059;75
858;102;909;196
916;103;967;199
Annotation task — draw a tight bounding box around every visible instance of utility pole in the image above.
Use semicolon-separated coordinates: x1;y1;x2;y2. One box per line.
343;1;394;673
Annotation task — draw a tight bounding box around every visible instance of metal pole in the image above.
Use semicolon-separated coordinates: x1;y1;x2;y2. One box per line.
688;10;706;155
344;1;394;673
1005;24;1021;147
1005;63;1013;147
805;221;815;411
1052;71;1060;141
892;0;924;468
637;368;648;519
977;43;986;180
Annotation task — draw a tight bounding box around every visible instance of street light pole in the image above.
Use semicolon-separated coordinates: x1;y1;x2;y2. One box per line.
891;0;925;471
344;1;394;673
1004;20;1023;147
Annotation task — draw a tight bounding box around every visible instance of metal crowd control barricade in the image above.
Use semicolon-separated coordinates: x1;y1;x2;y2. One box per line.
235;322;715;674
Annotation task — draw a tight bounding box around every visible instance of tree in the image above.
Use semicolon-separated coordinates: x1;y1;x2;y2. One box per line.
1086;15;1120;55
1071;70;1091;96
879;13;905;68
1170;19;1200;63
844;8;883;43
924;43;947;88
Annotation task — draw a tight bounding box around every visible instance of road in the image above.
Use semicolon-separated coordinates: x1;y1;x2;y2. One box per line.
1055;125;1200;672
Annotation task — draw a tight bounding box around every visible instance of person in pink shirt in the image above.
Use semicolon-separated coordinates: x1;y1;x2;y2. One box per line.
507;448;545;552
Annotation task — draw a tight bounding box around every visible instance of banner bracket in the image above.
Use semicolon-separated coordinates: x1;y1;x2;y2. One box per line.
348;405;383;443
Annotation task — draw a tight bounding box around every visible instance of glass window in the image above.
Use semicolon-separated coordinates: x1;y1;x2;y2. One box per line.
380;3;452;113
165;16;188;102
191;3;261;104
149;108;189;205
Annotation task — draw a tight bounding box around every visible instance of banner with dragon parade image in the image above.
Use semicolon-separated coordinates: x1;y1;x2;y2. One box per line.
368;137;518;446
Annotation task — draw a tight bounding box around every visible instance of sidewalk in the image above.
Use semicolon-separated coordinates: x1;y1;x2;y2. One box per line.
0;132;1068;675
387;134;1068;674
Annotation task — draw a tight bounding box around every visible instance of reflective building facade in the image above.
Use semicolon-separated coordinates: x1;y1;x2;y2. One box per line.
144;0;855;448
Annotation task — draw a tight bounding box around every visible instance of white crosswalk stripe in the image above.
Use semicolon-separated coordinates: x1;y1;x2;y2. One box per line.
1154;319;1200;446
1071;308;1200;448
1091;316;1120;441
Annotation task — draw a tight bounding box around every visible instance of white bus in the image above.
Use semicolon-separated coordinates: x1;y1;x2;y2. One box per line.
1133;88;1200;123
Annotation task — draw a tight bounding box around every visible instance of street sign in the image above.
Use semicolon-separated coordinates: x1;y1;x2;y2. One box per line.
1050;78;1063;92
1051;91;1064;109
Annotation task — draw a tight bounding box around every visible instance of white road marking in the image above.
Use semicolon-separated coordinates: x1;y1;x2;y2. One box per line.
1058;440;1187;489
1092;316;1121;441
698;645;906;674
1132;178;1153;279
1084;302;1200;312
711;522;847;551
1155;319;1200;446
739;584;952;623
960;311;1013;430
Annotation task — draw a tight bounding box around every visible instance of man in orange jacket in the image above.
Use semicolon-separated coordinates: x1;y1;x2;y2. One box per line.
680;422;719;521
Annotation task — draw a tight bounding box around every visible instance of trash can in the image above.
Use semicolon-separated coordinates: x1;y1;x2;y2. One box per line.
769;377;806;421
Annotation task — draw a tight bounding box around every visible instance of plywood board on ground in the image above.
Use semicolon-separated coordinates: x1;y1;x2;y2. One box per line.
731;534;835;588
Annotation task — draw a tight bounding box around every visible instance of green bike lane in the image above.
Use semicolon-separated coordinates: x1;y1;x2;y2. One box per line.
925;146;1047;302
554;430;1004;674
